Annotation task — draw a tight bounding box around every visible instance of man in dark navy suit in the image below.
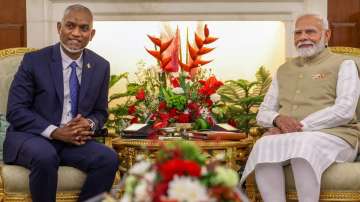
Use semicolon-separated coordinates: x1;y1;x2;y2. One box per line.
4;4;119;202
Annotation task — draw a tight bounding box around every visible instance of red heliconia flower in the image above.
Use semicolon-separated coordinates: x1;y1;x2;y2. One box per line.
147;35;162;46
146;29;180;73
128;105;136;115
188;41;198;61
145;49;161;60
195;33;204;49
192;58;213;67
161;57;172;70
160;38;173;53
179;63;191;72
135;89;145;100
162;28;180;72
180;24;218;75
170;77;180;87
198;47;215;55
204;36;218;44
204;24;210;38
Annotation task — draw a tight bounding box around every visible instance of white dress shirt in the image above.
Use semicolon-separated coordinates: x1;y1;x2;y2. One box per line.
256;59;360;131
41;47;83;138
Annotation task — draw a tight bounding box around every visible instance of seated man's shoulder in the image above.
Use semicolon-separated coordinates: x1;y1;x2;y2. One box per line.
84;48;109;66
277;58;295;70
20;45;54;69
24;45;53;59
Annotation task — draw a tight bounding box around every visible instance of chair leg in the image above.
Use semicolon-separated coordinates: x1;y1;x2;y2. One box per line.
245;173;263;202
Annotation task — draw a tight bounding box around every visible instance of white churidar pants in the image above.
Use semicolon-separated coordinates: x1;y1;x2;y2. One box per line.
240;132;357;202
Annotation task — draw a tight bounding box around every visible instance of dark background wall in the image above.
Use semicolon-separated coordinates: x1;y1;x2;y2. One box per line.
0;0;26;49
328;0;360;48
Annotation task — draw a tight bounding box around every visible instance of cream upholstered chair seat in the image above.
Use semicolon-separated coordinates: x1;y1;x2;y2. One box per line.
246;47;360;202
284;162;360;201
0;48;86;201
1;165;86;200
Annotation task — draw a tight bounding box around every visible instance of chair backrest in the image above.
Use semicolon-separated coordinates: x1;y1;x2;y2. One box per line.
0;48;36;161
329;46;360;120
0;48;36;115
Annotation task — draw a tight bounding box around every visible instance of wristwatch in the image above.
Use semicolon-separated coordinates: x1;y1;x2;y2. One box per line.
87;118;96;131
272;115;279;127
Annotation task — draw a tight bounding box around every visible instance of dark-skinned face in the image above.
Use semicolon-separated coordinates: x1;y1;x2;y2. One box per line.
57;9;95;59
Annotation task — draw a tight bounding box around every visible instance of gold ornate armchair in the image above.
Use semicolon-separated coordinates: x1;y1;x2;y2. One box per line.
0;48;119;201
246;47;360;202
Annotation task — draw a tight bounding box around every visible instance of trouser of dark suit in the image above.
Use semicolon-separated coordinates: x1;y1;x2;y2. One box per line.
11;136;119;202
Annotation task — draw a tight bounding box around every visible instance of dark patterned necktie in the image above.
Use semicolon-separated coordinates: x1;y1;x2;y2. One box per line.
69;61;79;118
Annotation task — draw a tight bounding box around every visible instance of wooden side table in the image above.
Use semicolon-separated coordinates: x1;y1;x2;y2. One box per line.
112;138;252;175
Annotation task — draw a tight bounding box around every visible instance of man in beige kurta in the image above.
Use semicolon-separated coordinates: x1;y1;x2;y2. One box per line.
241;14;360;202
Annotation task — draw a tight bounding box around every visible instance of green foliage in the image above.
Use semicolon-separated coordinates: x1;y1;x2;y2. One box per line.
106;64;272;134
160;87;187;111
156;141;207;165
109;72;128;88
214;66;271;134
106;72;133;132
106;61;164;133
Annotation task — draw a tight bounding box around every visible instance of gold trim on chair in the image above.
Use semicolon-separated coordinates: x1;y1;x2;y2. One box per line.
330;46;360;57
0;48;37;58
287;190;360;202
3;192;80;202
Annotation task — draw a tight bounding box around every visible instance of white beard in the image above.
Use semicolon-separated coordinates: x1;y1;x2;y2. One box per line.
296;35;326;58
60;40;85;54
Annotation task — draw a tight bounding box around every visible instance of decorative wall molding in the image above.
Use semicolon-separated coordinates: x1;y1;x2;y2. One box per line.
26;0;327;57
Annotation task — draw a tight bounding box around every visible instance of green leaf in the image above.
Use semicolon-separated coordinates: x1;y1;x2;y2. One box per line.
127;83;141;95
108;92;130;102
216;66;271;134
109;72;128;88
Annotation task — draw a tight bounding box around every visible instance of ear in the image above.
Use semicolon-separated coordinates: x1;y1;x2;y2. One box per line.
324;29;331;44
57;22;62;34
89;29;96;41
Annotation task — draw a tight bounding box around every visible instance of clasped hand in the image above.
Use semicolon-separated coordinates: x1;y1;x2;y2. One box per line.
265;115;303;136
51;114;93;145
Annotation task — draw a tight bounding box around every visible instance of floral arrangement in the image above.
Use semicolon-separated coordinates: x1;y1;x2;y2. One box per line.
127;24;223;130
120;141;242;202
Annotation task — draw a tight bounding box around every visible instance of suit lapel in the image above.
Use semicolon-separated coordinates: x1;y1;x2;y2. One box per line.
50;43;64;104
79;49;95;102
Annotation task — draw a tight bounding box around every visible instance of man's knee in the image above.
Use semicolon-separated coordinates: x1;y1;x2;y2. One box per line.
31;152;60;170
95;148;119;171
